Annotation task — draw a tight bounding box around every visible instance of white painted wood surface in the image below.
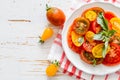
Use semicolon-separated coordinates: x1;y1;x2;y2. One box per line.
0;0;80;80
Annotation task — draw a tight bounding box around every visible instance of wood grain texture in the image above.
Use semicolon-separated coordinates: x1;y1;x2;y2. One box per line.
0;0;77;80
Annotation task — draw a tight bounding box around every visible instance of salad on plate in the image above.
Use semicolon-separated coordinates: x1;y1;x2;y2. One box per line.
67;7;120;66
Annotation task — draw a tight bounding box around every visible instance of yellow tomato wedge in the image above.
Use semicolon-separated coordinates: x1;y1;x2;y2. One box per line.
85;10;97;21
71;31;84;47
110;18;120;34
39;27;54;43
85;31;95;42
92;43;110;58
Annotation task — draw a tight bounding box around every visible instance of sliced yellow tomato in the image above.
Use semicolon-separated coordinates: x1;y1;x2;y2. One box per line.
71;31;84;47
85;31;95;42
110;18;120;34
85;10;97;21
92;43;110;58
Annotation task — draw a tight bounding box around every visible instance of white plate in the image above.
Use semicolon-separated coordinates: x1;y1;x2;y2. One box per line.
62;2;120;75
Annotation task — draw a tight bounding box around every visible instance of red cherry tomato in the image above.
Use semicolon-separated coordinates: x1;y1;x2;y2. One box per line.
102;43;120;66
91;20;112;33
91;20;101;33
46;5;66;26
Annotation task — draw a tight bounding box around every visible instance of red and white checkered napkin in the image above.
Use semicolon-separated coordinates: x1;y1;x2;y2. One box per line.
48;28;120;80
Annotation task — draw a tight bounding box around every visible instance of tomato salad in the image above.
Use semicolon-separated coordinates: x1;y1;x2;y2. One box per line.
67;7;120;66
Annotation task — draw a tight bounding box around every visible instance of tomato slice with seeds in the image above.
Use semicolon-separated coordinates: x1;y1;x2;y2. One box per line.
91;20;101;33
104;11;116;21
102;43;120;66
80;50;103;65
73;17;90;35
67;25;82;54
81;7;105;18
82;41;96;52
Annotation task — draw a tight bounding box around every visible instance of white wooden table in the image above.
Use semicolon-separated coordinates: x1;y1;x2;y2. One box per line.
0;0;80;80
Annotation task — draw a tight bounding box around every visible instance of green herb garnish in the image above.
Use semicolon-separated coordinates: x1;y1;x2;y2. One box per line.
93;13;116;58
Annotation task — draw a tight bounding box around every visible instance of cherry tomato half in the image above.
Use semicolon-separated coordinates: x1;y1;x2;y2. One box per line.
91;20;101;33
81;7;105;18
92;43;110;58
71;31;84;47
85;31;95;42
73;17;90;35
110;18;120;34
80;50;103;65
91;19;112;33
67;26;82;54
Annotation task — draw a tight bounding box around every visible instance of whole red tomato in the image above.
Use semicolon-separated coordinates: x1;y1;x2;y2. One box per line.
46;5;66;26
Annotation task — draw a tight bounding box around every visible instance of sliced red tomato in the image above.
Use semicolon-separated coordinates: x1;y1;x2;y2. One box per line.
67;26;82;54
82;41;96;52
91;20;101;33
108;21;112;30
73;17;90;35
102;43;120;66
80;50;103;65
104;11;116;21
91;20;112;33
110;43;120;49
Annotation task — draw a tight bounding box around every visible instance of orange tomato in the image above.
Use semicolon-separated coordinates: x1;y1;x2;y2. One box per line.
85;31;95;42
46;64;58;76
39;27;53;43
46;60;59;77
46;4;66;26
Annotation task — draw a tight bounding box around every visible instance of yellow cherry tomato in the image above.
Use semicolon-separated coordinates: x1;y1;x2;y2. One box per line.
92;43;110;58
46;64;58;77
85;31;95;42
71;31;84;47
110;18;120;34
39;27;53;43
46;60;59;77
85;10;97;21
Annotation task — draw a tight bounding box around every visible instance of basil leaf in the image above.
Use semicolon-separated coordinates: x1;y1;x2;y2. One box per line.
97;13;108;31
93;33;103;40
102;41;109;58
108;30;116;37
